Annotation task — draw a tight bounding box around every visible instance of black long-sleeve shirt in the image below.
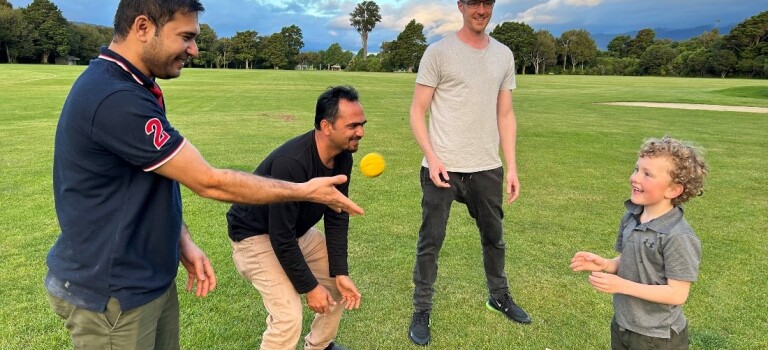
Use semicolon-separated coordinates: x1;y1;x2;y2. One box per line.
226;130;352;294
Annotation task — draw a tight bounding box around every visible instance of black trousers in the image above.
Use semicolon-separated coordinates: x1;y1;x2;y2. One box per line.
412;166;510;311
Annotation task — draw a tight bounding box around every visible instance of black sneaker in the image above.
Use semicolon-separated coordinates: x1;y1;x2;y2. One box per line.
324;342;348;350
408;310;431;345
486;294;531;324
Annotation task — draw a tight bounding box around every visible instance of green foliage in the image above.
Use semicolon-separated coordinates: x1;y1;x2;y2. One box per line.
212;37;233;68
639;44;679;76
321;43;352;68
378;19;426;72
531;29;557;74
295;51;321;70
724;11;768;78
281;25;304;54
491;21;535;73
22;0;71;63
570;29;598;72
260;33;289;69
594;56;640;76
230;30;258;69
69;23;111;62
346;55;371;72
0;5;32;63
558;29;597;73
280;25;304;67
710;47;738;77
630;28;656;58
349;1;381;58
607;34;632;58
724;11;768;51
192;23;218;68
2;66;768;349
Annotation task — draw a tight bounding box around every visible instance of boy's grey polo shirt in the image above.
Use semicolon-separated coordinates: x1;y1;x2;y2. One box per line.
613;200;701;338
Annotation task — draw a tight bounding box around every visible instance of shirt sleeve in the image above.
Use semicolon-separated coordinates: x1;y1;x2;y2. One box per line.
323;154;352;276
415;43;440;88
662;233;701;282
267;155;318;294
91;89;184;171
503;50;517;91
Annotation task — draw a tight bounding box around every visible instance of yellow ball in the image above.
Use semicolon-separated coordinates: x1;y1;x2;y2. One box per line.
360;152;386;177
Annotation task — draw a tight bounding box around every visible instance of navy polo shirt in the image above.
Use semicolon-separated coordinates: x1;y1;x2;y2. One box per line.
46;47;186;312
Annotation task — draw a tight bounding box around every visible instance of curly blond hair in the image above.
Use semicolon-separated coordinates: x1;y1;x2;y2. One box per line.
638;136;708;206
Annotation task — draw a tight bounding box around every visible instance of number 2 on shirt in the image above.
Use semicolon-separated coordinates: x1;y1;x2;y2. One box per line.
145;118;170;150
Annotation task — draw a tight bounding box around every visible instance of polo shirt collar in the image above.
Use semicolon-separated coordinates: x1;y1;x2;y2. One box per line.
624;199;685;234
98;47;156;87
97;47;164;108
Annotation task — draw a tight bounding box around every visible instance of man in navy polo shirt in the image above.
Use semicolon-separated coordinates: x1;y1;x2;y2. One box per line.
46;1;363;349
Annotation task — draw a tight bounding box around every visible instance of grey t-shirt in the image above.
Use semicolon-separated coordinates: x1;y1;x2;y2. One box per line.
415;32;516;172
614;201;702;338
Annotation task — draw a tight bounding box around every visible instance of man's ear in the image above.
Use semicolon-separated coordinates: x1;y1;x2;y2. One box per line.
133;15;156;43
320;119;333;135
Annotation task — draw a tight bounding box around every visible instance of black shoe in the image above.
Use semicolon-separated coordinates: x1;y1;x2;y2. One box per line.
324;342;348;350
408;310;431;345
486;294;531;324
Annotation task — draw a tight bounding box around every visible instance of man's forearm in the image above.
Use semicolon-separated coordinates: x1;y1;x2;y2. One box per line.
196;168;306;205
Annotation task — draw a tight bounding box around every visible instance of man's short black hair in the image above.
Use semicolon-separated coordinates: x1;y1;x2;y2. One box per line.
315;86;360;129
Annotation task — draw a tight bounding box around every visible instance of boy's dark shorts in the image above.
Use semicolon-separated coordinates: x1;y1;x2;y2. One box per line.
611;317;689;350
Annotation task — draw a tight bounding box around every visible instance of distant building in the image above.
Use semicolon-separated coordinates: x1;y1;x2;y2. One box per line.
55;56;81;66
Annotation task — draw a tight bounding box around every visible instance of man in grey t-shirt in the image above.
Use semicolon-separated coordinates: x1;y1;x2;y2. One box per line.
407;0;531;345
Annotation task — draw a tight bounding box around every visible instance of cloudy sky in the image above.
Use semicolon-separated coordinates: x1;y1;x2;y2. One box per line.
11;0;767;52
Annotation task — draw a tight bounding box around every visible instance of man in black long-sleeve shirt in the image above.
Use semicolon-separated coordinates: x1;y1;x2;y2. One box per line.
227;86;365;350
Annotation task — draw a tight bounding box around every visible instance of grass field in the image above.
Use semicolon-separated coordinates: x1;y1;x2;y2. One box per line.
1;64;767;349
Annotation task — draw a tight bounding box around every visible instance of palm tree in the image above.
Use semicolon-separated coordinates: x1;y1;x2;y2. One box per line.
349;1;381;59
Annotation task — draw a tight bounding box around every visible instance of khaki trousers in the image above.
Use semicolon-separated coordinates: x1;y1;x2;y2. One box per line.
232;228;343;350
47;285;179;350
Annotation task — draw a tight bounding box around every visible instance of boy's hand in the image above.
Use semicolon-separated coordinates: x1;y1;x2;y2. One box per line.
588;271;626;294
570;251;609;272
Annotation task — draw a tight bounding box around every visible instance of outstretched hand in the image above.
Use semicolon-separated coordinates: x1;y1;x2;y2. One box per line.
336;275;361;310
570;251;608;272
304;175;364;215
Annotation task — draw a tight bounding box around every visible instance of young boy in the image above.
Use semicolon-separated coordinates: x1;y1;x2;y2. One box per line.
570;136;708;350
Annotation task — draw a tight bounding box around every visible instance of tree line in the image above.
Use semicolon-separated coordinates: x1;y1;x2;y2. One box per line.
1;0;766;78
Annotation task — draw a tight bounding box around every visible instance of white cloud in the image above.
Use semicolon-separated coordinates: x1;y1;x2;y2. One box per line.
388;2;462;39
514;0;563;24
329;15;351;29
511;0;601;25
328;1;461;43
565;0;603;6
